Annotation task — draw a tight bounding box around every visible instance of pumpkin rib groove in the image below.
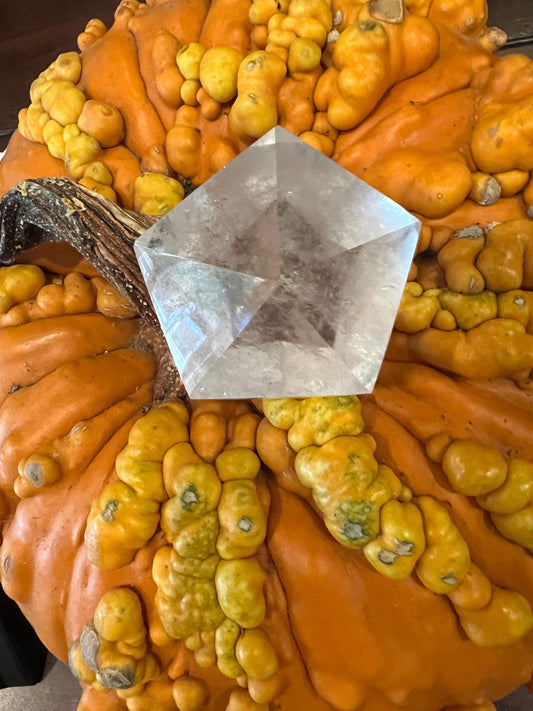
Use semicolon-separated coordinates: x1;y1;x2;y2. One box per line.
263;482;332;706
0;348;155;490
374;361;533;461
254;541;335;710
10;382;153;504
456;378;533;425
80;15;170;175
361;399;533;600
121;18;172;162
128;29;178;136
198;0;253;54
0;313;141;406
1;412;143;659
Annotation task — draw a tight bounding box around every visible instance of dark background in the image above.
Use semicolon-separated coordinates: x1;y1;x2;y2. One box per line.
0;0;117;147
0;0;532;148
488;0;533;46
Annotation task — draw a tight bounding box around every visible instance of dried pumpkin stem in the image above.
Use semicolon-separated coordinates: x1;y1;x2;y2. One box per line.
0;178;153;310
0;177;183;400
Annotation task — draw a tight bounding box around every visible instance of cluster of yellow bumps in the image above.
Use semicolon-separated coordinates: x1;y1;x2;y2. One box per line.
3;264;533;705
0;264;135;331
263;396;533;647
18;52;125;201
16;0;345;213
65;390;533;709
17;50;184;215
398;220;533;336
15;0;448;217
69;588;159;696
394;219;533;381
441;440;533;553
80;400;280;709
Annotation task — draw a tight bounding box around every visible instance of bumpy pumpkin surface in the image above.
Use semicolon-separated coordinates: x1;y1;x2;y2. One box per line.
0;0;532;235
1;236;533;711
1;0;533;710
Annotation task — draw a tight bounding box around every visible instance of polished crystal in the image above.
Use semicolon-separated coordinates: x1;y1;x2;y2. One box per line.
134;126;420;399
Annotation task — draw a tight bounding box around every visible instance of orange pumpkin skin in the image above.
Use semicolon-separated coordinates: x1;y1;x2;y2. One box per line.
268;486;533;711
0;0;530;233
0;260;331;710
0;249;532;711
1;0;533;709
0;264;156;657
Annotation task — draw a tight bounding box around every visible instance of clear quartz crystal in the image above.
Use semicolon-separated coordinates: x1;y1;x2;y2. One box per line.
134;126;420;399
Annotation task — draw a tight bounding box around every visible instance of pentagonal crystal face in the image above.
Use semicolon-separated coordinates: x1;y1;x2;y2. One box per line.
134;126;420;399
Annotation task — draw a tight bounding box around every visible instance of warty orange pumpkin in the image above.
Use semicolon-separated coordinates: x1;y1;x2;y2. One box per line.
0;0;533;710
0;176;531;711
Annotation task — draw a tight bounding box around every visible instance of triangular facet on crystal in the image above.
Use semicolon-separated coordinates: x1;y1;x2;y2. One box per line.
143;256;276;383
